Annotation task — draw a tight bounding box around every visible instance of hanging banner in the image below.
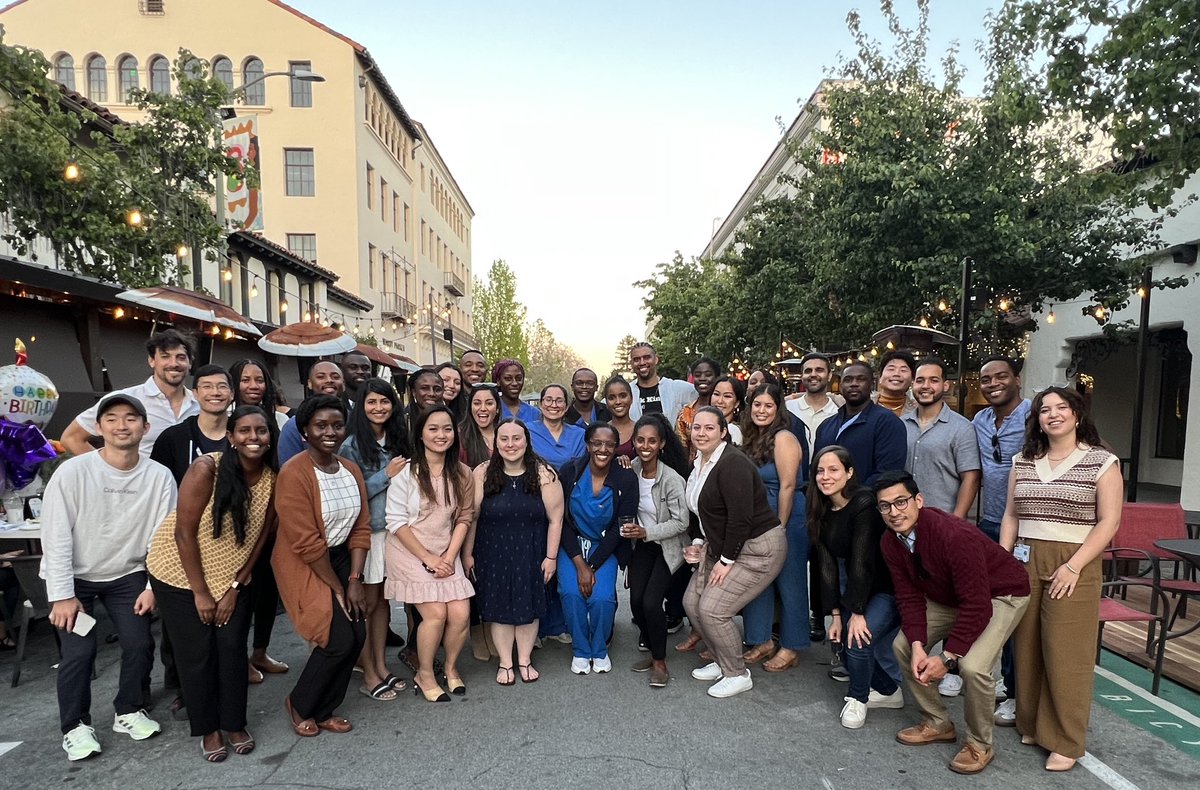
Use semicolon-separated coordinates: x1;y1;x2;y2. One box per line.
222;115;264;231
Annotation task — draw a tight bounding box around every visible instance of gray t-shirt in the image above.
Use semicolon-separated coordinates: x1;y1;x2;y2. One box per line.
903;404;982;513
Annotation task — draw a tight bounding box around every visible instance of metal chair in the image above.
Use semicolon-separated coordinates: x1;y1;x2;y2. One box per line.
1099;545;1171;695
1112;503;1200;645
9;554;58;687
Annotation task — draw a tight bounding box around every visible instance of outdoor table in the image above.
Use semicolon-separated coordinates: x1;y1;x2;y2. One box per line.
0;523;42;554
1153;538;1200;640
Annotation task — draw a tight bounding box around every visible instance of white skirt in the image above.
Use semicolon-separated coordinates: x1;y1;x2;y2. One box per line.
363;530;388;585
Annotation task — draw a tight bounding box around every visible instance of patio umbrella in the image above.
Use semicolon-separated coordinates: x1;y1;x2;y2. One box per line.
388;353;421;373
257;321;356;357
870;324;959;352
117;285;261;336
353;343;400;370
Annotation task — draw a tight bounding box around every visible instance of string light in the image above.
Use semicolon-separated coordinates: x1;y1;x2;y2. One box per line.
918;316;929;327
937;299;949;312
223;329;234;340
113;306;125;319
176;244;189;258
303;310;312;322
886;341;895;350
1136;286;1147;298
279;300;288;314
1094;305;1106;320
125;208;143;227
210;325;220;336
391;320;398;331
63;161;81;182
1047;304;1056;324
222;269;233;282
998;297;1010;311
250;283;258;298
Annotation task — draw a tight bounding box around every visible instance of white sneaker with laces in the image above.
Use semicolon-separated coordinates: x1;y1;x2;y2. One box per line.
62;723;102;761
570;656;591;675
592;655;612;673
866;688;905;709
707;670;753;698
840;697;868;728
691;661;723;681
938;674;963;697
112;710;160;741
994;698;1017;726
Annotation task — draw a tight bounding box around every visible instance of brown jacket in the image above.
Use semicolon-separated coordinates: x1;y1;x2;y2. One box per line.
272;452;371;648
686;445;780;562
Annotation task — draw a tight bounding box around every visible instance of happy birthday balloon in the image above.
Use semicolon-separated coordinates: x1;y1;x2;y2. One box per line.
0;339;59;428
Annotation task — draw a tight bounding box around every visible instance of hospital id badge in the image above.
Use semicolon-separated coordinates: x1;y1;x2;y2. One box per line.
1013;541;1030;563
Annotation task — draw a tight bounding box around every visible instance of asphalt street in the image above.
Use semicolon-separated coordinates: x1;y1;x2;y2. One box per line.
1;590;1196;790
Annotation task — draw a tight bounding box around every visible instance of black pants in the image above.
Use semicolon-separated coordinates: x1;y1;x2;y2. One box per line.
57;572;154;733
289;545;365;721
251;536;279;650
665;563;691;622
150;576;252;736
629;542;674;660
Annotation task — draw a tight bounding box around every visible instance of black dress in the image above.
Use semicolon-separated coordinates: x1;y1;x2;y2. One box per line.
474;474;548;624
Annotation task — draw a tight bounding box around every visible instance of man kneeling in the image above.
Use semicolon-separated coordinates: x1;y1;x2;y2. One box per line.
876;471;1029;774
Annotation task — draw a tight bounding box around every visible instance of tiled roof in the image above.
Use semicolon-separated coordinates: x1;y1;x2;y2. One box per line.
229;230;339;282
327;283;372;311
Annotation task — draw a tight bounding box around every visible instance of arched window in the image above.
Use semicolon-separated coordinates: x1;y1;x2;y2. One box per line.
242;57;265;105
54;54;75;90
86;55;107;102
117;55;139;103
212;56;234;93
149;56;171;95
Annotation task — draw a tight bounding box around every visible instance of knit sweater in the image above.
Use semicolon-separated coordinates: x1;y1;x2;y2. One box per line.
1012;446;1117;544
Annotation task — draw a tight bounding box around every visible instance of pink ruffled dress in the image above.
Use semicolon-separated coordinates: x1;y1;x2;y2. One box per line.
384;474;475;603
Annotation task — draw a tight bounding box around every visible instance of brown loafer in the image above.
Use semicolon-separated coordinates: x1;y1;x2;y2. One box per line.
742;641;778;664
631;658;654;672
247;665;264;685
649;667;670;688
949;743;994;774
251;654;289;674
896;722;957;746
316;716;353;734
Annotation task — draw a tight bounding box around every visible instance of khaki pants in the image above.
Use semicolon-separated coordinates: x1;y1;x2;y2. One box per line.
894;594;1029;750
1013;538;1101;759
683;526;786;677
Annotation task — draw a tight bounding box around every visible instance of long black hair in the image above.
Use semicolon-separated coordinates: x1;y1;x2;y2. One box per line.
212;405;275;545
806;445;859;545
346;378;410;468
482;417;554;496
406;368;443;438
741;383;789;466
411;404;468;506
229;359;279;412
461;383;501;467
633;413;690;479
435;362;469;424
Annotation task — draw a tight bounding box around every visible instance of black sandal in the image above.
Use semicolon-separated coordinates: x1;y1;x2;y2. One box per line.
518;663;539;683
496;666;515;686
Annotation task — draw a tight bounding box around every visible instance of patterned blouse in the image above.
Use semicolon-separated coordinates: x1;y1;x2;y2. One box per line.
148;453;274;593
1011;445;1117;544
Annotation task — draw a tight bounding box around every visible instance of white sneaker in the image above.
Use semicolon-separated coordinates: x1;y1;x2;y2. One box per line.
840;697;868;728
994;698;1017;726
691;661;723;681
866;688;905;709
994;678;1007;699
570;656;591;675
549;632;573;644
938;674;963;697
707;670;753;698
62;723;101;761
112;710;160;741
592;655;612;673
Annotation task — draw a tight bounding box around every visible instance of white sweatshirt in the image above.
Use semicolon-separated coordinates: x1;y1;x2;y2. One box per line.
39;451;177;602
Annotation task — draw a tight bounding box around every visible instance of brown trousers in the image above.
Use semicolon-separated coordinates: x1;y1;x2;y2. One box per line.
1012;538;1101;759
683;526;786;677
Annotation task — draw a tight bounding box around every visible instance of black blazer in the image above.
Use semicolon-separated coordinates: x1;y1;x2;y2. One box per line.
559;457;638;569
687;445;779;562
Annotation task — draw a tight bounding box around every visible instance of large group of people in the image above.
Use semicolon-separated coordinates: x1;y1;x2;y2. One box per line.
35;331;1121;775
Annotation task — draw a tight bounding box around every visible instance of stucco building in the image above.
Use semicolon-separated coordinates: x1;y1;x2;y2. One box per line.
0;0;474;365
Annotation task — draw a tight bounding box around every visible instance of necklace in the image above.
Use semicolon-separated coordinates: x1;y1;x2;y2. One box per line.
1047;448;1077;462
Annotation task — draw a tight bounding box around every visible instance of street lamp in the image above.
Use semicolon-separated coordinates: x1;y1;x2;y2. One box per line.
238;67;326;97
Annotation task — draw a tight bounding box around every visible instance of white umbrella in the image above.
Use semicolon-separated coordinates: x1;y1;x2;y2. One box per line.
118;285;262;336
257;322;356;356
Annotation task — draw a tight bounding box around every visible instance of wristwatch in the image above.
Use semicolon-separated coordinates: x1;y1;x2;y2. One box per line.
939;652;960;674
229;579;244;591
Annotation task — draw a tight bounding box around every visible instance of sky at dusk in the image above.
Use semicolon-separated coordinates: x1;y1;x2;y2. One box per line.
287;0;997;372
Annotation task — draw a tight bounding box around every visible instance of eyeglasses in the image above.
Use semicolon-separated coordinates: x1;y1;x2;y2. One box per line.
196;382;232;393
877;495;915;514
991;433;1002;463
588;440;618;450
541;398;567;406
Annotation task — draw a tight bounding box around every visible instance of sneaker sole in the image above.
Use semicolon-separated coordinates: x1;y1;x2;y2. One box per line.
993;716;1016;727
707;682;753;698
867;699;905;710
113;725;160;741
64;747;101;761
841;718;866;729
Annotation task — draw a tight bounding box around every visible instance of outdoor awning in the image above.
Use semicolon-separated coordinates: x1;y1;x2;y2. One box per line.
870;324;959;351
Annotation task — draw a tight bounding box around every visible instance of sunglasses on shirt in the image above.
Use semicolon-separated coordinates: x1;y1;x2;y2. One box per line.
991;433;1002;464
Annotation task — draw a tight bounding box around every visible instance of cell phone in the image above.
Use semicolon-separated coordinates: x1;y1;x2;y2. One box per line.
72;611;97;637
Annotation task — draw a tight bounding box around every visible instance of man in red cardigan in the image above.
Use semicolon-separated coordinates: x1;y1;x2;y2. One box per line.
876;470;1030;775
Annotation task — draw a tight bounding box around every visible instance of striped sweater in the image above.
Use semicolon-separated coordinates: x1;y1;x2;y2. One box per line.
1012;446;1117;544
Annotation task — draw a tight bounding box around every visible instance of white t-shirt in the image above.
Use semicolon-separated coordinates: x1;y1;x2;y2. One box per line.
637;474;656;530
317;463;360;546
74;377;200;458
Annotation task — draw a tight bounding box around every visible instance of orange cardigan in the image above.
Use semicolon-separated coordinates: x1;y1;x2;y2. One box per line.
271;452;371;648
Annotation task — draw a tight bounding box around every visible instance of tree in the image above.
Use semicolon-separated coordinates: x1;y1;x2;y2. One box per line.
472;259;529;369
525;318;587;394
609;333;638;380
635;255;744;372
998;0;1200;207
0;37;246;285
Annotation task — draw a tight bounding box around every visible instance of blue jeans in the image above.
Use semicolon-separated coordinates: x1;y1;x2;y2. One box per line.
843;592;901;703
743;500;810;651
557;551;618;659
978;518;1015;698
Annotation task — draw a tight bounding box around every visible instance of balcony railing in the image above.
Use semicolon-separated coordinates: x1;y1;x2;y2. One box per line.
379;291;417;321
444;271;465;297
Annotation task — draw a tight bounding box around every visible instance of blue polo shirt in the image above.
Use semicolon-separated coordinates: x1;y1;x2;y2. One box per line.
528;420;586;472
502;400;541;424
972;399;1032;523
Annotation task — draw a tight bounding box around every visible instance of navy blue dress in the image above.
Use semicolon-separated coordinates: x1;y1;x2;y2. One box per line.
474;474;548;624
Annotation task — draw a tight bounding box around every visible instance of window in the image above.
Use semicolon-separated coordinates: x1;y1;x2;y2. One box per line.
1155;329;1191;459
368;244;377;290
403;203;411;241
420;220;426;254
420;163;426;191
287;234;317;263
289;60;313;107
117;55;139;103
380;179;388;221
284;149;315;196
149;56;170;95
243;57;265;105
393;193;401;234
54;54;75;90
139;0;165;13
86;55;107;102
366;164;375;210
211;57;233;93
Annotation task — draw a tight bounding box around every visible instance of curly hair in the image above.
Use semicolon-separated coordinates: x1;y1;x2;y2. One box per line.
1020;386;1102;460
740;383;790;467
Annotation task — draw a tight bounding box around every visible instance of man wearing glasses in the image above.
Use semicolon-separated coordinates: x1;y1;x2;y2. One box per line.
149;365;233;485
875;470;1029;775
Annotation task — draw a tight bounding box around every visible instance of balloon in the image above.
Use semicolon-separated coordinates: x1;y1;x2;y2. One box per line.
0;417;56;491
0;363;59;428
